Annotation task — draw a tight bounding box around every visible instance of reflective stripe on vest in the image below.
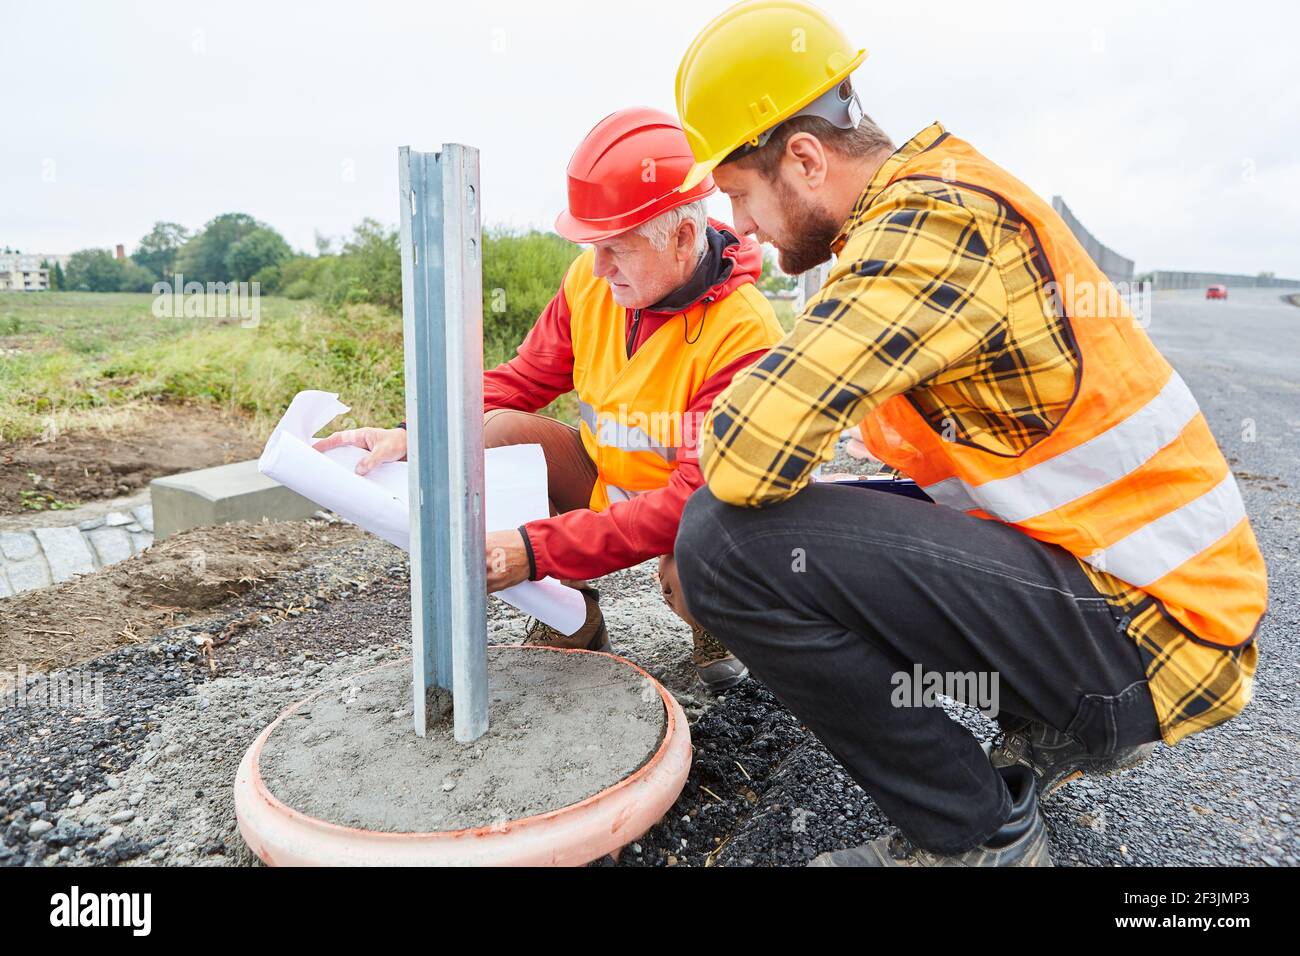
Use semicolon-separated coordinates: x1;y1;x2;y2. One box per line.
1086;471;1247;588
922;369;1200;523
578;400;678;463
604;484;643;504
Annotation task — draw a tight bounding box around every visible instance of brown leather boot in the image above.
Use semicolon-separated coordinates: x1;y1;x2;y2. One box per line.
691;626;748;691
523;585;610;652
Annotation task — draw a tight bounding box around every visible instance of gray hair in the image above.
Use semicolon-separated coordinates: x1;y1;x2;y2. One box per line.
634;199;708;256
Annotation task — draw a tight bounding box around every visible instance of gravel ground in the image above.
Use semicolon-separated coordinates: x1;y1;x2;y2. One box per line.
1;289;1296;867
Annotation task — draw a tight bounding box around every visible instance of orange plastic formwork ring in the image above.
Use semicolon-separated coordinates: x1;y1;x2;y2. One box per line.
233;646;692;866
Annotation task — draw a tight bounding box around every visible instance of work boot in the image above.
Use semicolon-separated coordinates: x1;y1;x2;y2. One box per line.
808;764;1052;867
987;715;1157;799
523;585;610;653
691;626;748;691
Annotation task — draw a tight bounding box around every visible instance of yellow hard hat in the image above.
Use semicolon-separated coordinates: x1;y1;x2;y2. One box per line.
675;0;867;192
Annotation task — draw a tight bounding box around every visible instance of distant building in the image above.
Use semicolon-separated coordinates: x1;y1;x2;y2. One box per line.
0;254;50;292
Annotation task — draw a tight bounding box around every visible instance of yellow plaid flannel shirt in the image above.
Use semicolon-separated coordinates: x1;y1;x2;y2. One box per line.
701;122;1256;747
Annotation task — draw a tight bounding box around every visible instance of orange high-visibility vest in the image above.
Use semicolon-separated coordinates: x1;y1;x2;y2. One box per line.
562;249;784;511
859;134;1267;649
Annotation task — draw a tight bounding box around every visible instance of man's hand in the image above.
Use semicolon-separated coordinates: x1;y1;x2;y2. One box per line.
312;427;407;476
486;529;530;593
842;424;880;464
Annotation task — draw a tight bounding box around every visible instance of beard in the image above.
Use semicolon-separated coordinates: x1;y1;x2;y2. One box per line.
769;176;842;276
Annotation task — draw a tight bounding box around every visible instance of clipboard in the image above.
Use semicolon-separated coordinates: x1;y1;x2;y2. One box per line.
826;473;934;503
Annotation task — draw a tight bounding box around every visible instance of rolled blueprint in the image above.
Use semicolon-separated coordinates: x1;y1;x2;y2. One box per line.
258;390;586;634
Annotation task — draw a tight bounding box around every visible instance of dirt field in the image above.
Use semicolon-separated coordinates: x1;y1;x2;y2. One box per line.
0;403;263;516
0;520;366;673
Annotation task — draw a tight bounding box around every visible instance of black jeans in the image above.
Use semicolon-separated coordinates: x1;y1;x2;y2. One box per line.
674;483;1162;854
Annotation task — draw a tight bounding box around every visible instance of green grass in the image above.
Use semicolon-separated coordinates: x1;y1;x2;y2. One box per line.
768;296;796;331
0;292;212;354
0;287;787;444
0;292;394;441
0;291;571;443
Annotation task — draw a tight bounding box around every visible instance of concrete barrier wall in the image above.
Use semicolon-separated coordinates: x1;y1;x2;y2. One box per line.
1051;196;1135;284
1149;270;1300;291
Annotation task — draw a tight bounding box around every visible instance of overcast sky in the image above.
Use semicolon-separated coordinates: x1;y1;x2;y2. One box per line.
3;0;1297;275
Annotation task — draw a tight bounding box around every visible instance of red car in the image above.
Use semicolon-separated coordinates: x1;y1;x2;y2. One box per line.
1206;284;1228;299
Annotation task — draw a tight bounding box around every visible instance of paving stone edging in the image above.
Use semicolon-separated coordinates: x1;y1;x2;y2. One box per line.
0;505;154;598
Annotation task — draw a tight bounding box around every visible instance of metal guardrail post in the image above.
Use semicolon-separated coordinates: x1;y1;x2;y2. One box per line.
398;144;488;743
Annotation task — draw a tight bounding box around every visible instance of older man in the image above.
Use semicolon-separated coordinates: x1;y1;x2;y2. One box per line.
672;0;1265;865
316;107;784;690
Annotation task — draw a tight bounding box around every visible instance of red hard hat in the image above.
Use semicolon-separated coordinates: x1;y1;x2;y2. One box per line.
555;107;717;243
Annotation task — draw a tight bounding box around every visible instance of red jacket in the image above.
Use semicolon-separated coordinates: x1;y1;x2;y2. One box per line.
484;222;771;581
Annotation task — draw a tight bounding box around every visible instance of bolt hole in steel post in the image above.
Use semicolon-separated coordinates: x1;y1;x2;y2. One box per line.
397;145;488;743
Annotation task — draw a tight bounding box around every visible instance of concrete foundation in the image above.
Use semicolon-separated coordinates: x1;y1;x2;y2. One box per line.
150;459;319;540
234;646;692;866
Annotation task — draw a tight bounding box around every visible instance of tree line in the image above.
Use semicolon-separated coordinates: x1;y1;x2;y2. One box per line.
44;212;793;351
57;214;292;293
